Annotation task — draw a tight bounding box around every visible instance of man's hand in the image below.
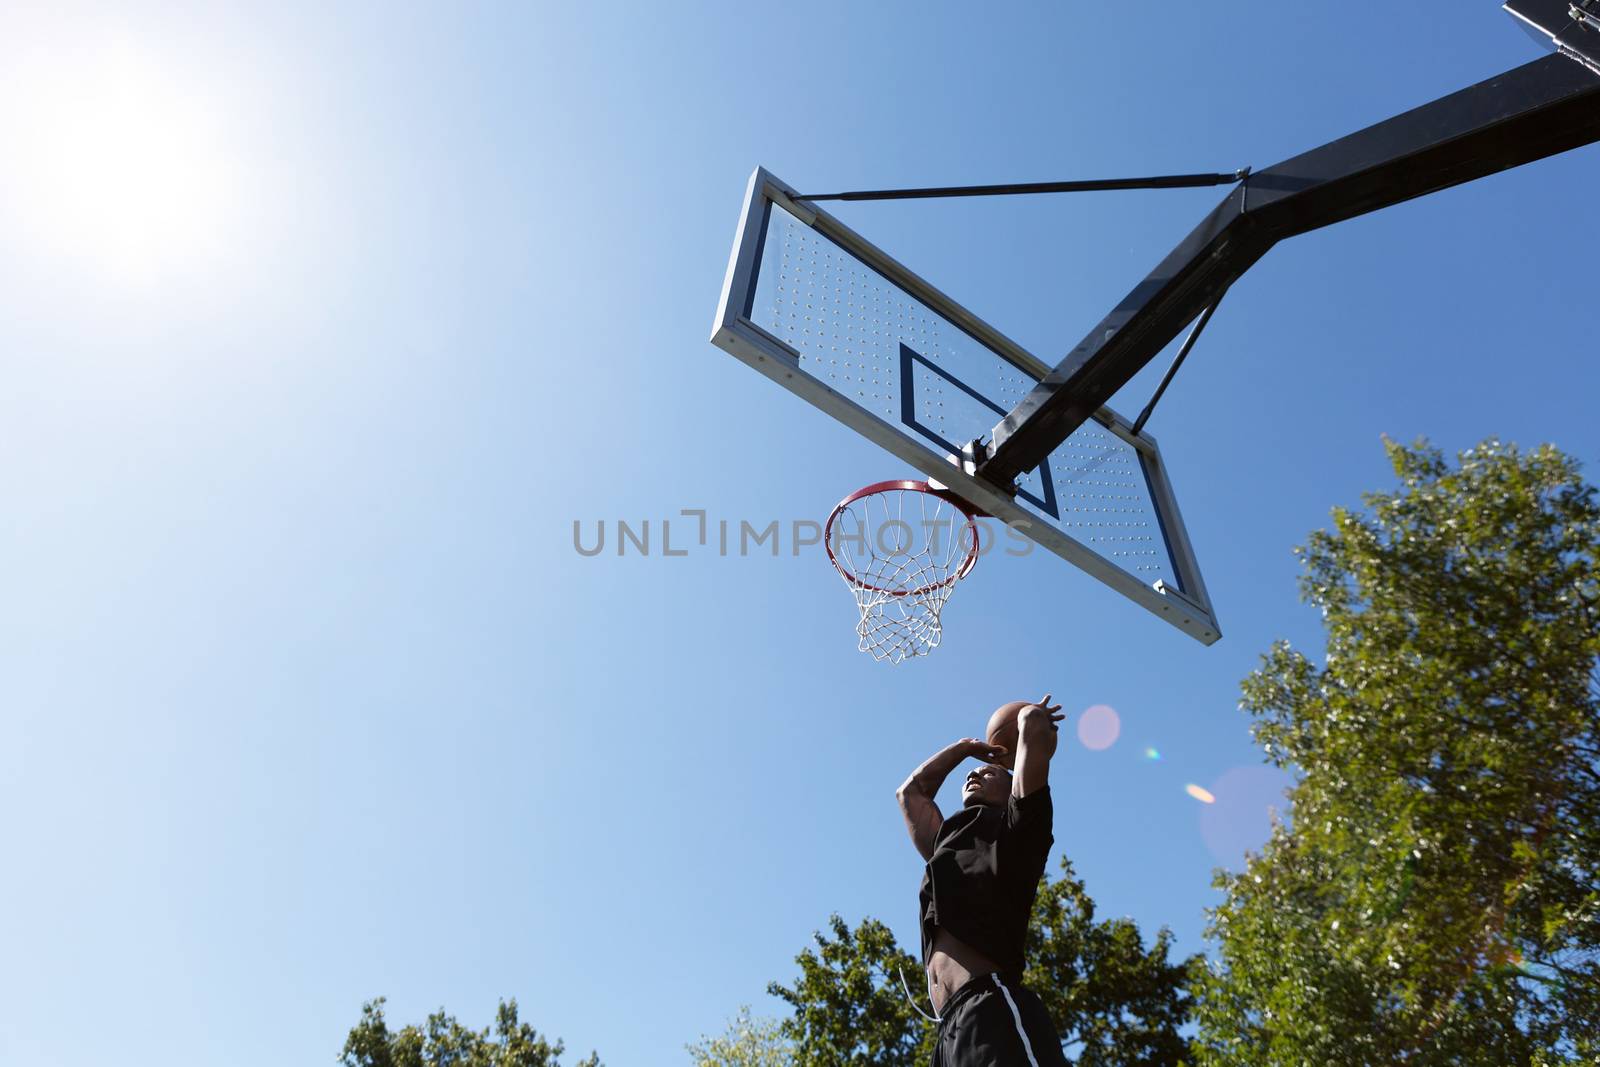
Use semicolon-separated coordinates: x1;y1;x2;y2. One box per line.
1014;693;1065;799
1018;694;1065;736
955;737;1009;764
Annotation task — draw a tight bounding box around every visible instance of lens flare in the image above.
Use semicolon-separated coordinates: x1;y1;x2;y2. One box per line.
1185;783;1216;804
1077;704;1120;751
1197;766;1295;866
1144;747;1162;762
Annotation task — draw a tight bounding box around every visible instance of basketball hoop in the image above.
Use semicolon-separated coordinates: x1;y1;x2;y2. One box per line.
824;480;984;664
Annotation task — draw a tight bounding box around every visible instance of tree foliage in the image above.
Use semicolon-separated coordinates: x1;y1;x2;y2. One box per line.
1191;439;1600;1065
340;997;601;1067
767;915;933;1065
767;860;1193;1065
686;1005;794;1066
1026;858;1193;1065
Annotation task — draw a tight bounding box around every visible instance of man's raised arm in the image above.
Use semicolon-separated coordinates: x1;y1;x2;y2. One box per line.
1013;695;1065;800
897;738;1006;861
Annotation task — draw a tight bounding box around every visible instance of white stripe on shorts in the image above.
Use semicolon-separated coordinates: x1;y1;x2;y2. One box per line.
991;974;1041;1067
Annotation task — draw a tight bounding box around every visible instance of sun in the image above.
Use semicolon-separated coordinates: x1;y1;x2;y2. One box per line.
3;37;241;285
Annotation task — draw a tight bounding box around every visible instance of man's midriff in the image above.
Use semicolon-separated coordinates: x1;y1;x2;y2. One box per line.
925;927;1001;1014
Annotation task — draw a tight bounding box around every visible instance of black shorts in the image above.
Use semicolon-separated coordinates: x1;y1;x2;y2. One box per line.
931;973;1067;1067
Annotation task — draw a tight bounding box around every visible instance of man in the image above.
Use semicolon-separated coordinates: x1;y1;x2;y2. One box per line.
896;696;1067;1067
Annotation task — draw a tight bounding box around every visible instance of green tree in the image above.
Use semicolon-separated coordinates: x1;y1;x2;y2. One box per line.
1026;858;1193;1065
768;915;932;1065
686;1005;794;1066
767;861;1193;1065
1191;439;1600;1065
340;997;602;1067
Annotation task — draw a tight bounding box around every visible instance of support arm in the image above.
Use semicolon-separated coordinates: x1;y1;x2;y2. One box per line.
980;50;1600;489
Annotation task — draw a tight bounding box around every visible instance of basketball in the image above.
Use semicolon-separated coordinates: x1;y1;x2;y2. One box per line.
984;701;1031;770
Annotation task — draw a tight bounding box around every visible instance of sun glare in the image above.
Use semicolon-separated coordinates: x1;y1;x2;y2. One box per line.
5;39;240;285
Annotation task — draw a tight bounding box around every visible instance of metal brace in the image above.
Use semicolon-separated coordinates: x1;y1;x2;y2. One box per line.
958;438;1020;499
1563;1;1600;74
1560;43;1600;77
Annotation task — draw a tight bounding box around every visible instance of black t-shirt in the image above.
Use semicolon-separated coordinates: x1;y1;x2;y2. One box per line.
919;787;1053;976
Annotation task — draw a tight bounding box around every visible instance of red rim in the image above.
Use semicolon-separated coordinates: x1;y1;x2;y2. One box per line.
824;480;985;594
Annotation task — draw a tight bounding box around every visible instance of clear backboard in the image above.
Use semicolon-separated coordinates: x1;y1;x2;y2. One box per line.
711;168;1221;644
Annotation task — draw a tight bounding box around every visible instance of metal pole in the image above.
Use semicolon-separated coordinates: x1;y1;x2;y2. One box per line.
1130;291;1227;437
793;170;1249;202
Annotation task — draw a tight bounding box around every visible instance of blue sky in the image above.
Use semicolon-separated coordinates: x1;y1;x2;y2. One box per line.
1;4;1595;1065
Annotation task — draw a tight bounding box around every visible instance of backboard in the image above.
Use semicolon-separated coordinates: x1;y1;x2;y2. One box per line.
710;168;1222;644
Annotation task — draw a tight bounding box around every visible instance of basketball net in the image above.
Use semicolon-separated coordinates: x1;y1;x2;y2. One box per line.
825;481;982;664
